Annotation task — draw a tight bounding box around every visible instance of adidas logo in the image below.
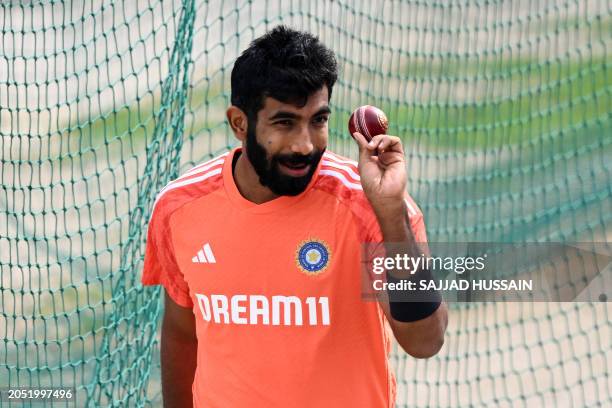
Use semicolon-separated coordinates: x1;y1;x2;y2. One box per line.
192;243;216;264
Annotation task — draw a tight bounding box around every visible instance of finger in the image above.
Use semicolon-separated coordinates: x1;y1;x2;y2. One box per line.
367;134;385;150
354;132;378;164
377;135;403;153
352;132;370;151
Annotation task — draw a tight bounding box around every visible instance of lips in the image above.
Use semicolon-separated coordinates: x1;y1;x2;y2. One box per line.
278;161;311;177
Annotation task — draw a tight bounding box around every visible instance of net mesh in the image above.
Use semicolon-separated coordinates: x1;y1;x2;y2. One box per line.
1;0;610;406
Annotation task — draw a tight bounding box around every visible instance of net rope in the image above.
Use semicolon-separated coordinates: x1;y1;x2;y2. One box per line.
1;1;610;406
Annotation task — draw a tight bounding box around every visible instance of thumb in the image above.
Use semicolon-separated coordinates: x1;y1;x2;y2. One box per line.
353;132;372;163
353;132;368;155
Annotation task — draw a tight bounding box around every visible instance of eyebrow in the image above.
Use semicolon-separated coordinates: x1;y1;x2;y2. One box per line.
269;106;331;121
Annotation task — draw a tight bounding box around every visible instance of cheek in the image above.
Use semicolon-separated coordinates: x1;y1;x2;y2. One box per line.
255;124;284;151
312;126;329;148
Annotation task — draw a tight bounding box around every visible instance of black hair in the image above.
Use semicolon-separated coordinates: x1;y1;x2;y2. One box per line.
231;25;338;120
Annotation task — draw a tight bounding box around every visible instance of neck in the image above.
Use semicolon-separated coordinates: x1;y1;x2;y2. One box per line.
233;149;279;204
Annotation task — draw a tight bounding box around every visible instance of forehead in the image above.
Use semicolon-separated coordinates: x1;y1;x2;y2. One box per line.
259;87;329;117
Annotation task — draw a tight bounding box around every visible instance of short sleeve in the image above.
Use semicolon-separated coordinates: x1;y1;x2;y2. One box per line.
141;202;193;308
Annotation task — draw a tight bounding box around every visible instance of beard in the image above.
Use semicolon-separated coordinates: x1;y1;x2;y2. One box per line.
245;125;324;196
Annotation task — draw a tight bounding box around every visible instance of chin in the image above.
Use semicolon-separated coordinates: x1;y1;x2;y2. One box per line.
267;175;312;196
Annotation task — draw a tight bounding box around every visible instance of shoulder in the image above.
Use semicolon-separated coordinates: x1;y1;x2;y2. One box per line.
314;150;425;238
151;152;229;222
316;151;363;195
314;151;373;214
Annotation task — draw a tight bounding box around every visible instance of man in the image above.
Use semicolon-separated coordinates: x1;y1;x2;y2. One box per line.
142;26;448;407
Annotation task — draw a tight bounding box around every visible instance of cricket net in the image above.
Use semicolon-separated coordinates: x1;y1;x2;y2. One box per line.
1;0;610;406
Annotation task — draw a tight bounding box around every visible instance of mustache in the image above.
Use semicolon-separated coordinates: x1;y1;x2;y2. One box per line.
273;151;322;166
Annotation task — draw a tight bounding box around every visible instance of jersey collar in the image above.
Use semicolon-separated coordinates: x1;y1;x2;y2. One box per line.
222;147;322;214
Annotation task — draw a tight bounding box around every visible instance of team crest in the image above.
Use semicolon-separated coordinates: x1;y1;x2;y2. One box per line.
296;239;331;275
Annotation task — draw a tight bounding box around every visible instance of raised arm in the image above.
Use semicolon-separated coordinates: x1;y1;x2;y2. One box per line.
354;131;448;358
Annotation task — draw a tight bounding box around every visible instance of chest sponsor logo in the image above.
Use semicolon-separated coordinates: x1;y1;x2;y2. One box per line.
296;239;331;275
195;294;330;326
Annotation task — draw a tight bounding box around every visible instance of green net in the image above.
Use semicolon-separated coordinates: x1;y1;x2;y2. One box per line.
1;0;610;406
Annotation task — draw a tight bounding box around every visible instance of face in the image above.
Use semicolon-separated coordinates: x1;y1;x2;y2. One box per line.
245;87;330;196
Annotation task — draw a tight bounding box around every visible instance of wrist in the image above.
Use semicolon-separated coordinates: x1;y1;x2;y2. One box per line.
372;199;409;242
386;270;442;322
371;198;405;224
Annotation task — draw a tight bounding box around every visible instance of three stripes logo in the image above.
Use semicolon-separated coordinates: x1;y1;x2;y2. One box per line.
192;243;216;264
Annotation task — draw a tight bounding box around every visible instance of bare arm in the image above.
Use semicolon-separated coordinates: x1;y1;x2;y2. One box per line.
352;131;448;359
387;303;448;358
161;291;198;407
379;283;448;358
377;203;448;358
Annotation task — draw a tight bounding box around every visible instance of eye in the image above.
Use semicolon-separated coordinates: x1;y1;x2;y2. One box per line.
274;120;293;127
313;115;329;125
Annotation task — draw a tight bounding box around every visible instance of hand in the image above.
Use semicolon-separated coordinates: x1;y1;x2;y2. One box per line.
353;132;407;215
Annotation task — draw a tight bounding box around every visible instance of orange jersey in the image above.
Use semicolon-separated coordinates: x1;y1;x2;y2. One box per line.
142;147;427;407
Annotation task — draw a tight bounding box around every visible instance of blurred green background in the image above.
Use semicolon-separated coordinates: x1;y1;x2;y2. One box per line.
1;0;610;406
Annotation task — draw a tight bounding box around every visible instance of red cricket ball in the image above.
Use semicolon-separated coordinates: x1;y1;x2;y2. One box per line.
348;105;389;142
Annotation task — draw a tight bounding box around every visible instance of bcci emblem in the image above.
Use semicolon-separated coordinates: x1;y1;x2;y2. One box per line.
296;239;331;275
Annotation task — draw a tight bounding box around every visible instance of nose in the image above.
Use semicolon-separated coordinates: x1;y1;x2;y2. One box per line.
290;126;314;155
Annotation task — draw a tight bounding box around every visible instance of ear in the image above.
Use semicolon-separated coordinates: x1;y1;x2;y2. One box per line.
226;106;248;142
